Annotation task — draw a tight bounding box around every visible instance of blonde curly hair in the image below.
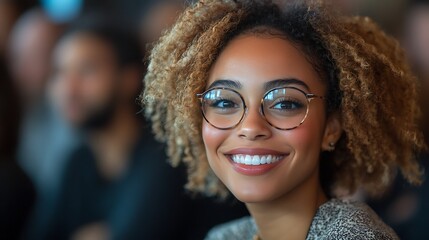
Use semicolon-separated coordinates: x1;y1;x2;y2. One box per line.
142;0;425;198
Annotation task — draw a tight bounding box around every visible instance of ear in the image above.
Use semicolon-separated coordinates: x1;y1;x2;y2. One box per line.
321;111;343;152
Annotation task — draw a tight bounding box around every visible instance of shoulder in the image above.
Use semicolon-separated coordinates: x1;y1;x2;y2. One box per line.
308;199;399;240
205;216;256;240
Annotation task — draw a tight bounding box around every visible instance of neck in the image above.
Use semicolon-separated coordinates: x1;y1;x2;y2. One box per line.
87;106;141;180
246;170;327;240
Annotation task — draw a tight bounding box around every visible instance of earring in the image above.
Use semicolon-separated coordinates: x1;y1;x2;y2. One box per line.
328;142;335;151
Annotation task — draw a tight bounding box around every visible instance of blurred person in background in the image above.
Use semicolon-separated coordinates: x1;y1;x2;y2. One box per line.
44;18;247;240
0;0;36;59
8;8;63;109
7;7;78;193
0;60;36;239
46;18;177;239
367;1;429;239
7;8;81;237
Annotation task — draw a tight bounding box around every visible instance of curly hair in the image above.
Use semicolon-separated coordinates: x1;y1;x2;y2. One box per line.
142;0;425;198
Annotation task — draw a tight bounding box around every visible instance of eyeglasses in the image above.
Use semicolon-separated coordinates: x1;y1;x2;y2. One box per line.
196;87;324;130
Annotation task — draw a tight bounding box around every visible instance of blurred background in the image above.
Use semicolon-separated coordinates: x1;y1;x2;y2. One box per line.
0;0;428;239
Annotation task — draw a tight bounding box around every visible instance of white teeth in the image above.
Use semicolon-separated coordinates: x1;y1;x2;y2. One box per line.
244;155;252;165
267;155;272;164
261;156;267;164
231;154;283;165
252;156;261;165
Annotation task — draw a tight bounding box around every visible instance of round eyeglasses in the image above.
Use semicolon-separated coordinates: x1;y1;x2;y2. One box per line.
196;87;324;130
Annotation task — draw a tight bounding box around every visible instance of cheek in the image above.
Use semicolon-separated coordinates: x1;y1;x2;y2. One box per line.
284;126;323;181
290;123;323;154
286;108;327;173
84;74;116;103
201;121;232;179
202;122;227;160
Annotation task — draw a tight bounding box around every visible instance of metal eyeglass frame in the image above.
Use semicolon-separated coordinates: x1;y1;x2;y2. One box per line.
196;86;324;130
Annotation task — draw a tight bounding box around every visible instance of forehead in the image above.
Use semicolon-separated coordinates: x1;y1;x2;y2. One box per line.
208;34;325;94
55;33;116;63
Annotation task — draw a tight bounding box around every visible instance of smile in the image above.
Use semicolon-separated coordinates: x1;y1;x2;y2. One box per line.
231;154;283;165
224;148;289;176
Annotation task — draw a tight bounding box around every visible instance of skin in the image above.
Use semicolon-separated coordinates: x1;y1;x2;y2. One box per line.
202;34;342;239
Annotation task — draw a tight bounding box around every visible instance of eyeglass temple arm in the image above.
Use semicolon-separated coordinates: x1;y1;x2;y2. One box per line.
306;93;324;100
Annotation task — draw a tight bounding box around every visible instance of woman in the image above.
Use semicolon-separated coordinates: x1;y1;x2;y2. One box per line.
142;0;424;239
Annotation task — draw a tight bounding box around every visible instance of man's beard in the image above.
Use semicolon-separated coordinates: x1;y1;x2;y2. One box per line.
79;97;117;132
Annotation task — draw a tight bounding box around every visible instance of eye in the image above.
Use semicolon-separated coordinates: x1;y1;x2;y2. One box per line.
204;97;242;115
270;99;304;111
210;99;239;109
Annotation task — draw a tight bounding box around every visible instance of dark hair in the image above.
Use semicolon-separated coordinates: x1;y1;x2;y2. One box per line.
60;14;142;67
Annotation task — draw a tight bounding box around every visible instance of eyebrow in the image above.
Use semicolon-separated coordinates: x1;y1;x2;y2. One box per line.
207;78;310;91
207;79;242;89
263;78;310;92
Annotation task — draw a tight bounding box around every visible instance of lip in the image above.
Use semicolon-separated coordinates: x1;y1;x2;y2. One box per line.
224;148;289;176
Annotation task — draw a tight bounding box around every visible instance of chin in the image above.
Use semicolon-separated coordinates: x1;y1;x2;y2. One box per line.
232;191;283;204
226;180;282;204
234;194;268;204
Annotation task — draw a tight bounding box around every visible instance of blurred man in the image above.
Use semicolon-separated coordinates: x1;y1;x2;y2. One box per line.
45;19;247;240
47;20;157;239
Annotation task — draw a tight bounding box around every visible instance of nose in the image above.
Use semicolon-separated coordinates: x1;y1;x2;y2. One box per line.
236;106;272;141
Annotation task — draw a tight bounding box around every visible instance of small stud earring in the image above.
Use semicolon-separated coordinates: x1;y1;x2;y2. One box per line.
328;142;335;151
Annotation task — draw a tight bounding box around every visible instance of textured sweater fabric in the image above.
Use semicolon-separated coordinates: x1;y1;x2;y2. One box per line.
205;199;399;240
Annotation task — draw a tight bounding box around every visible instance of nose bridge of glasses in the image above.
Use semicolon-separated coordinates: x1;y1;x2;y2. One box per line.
237;99;270;130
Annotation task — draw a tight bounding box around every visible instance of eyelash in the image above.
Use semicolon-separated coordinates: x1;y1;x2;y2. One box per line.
270;97;304;110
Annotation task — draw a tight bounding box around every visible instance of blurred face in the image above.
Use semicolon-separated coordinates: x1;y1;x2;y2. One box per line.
8;17;60;104
202;35;334;203
50;33;119;129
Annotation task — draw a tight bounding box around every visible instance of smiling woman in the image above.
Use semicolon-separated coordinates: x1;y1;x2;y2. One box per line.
142;0;424;239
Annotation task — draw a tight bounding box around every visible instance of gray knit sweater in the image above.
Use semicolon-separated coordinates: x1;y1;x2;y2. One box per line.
205;199;398;240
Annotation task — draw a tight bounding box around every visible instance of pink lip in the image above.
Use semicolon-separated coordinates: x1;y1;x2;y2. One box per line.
224;148;289;176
